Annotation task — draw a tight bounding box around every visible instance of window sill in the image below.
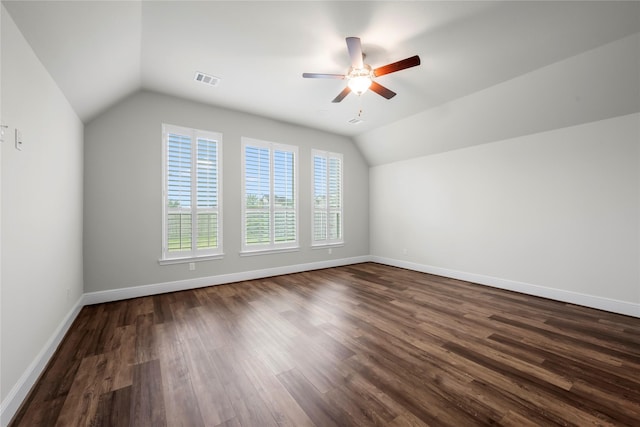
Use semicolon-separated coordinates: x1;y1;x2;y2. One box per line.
240;246;300;257
158;253;224;265
311;243;344;249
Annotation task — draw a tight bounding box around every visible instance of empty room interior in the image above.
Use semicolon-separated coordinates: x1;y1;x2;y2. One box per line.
1;1;639;426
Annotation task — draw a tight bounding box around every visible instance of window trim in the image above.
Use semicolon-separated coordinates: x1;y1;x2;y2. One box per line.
311;149;344;247
160;123;223;262
241;137;299;254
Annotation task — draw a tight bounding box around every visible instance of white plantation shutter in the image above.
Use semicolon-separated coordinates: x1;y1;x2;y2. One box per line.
163;124;222;260
328;156;342;240
196;137;219;249
244;145;271;245
313;155;328;241
274;150;296;243
312;150;343;245
242;138;298;252
167;133;192;252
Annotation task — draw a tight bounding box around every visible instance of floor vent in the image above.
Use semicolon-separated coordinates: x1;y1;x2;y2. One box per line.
194;71;221;87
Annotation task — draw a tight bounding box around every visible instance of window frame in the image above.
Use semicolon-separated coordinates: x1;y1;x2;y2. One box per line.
160;123;223;263
311;149;344;247
241;137;299;254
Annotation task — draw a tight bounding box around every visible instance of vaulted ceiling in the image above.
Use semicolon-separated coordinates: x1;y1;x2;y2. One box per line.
3;1;640;138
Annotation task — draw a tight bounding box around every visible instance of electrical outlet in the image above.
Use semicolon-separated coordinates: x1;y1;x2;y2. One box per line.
402;248;408;255
328;248;332;255
66;288;71;300
15;129;23;151
189;262;196;271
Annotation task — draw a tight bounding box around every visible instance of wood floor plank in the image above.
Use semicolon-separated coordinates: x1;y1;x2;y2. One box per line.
345;353;481;426
130;359;167;427
276;368;347;427
331;363;400;424
181;336;236;425
498;409;543;427
240;356;316;427
54;353;108;426
226;394;280;427
109;325;136;391
156;323;205;427
9;395;66;427
93;386;131;427
134;313;158;364
324;384;390;426
9;263;640;426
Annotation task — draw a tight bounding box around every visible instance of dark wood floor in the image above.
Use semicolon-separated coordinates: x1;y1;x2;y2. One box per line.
10;263;640;426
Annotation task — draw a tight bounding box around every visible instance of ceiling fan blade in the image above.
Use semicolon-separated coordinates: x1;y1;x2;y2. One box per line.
373;55;421;77
346;37;364;69
332;86;351;103
369;81;396;99
302;73;345;79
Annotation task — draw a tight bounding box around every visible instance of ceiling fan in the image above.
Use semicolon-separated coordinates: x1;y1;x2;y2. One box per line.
303;37;421;103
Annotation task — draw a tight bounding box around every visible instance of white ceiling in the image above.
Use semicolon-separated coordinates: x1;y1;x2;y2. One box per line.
3;1;640;137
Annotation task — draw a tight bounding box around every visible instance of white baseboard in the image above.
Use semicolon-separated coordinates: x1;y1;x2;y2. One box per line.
0;296;84;427
83;255;371;305
371;256;640;318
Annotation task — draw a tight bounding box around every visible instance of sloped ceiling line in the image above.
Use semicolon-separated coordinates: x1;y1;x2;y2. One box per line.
3;1;639;160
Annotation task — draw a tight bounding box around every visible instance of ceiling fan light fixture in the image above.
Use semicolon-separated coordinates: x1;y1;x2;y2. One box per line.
348;75;372;95
347;64;373;95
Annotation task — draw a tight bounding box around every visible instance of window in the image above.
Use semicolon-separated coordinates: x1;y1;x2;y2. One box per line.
312;150;343;245
242;137;298;253
161;124;222;261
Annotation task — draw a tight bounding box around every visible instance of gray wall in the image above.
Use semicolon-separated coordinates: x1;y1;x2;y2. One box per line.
363;32;640;316
1;5;84;403
84;91;369;293
370;113;639;310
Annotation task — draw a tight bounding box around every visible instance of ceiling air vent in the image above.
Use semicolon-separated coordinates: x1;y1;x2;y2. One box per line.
194;71;220;87
348;117;364;125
